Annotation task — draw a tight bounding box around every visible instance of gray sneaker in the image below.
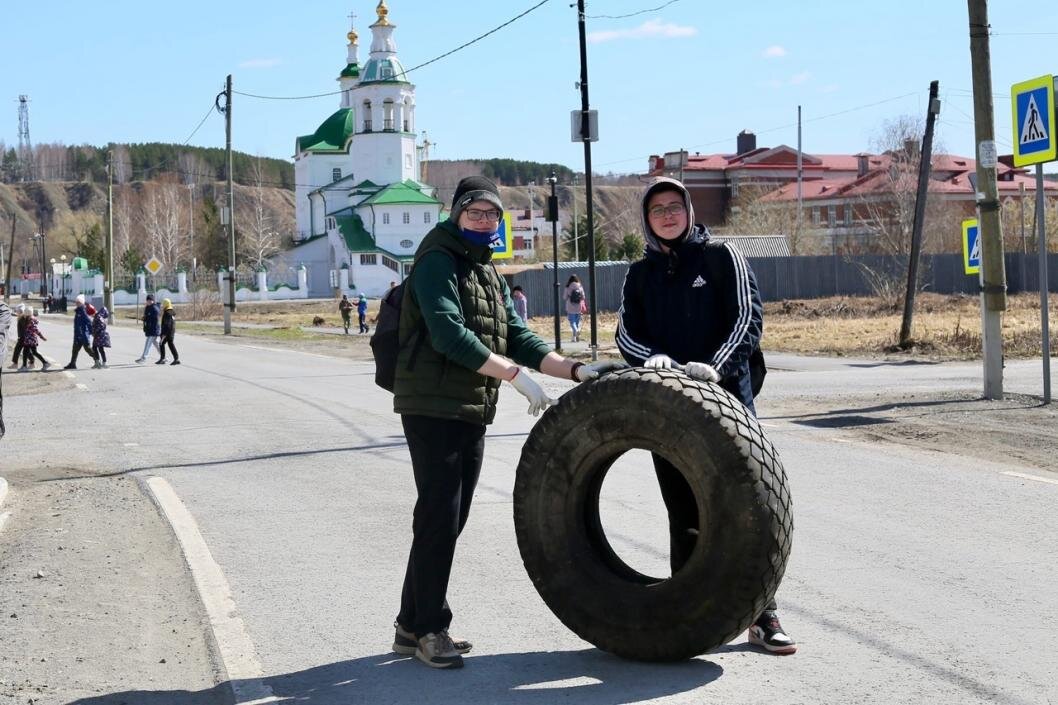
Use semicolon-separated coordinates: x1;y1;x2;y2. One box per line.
415;632;464;669
394;622;471;656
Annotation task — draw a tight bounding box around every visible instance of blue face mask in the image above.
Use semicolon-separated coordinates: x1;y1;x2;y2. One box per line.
459;227;499;247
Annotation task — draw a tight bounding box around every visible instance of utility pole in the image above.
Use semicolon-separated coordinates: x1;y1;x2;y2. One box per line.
188;183;195;282
576;0;598;361
796;105;803;240
571;175;580;262
221;75;236;335
4;214;15;303
967;0;1008;399
105;150;114;312
547;172;561;351
899;80;941;348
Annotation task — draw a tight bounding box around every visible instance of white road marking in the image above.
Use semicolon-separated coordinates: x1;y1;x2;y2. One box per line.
75;383;88;391
123;442;139;448
1002;471;1058;486
0;512;9;533
144;477;277;704
0;477;7;508
63;371;75;379
237;344;337;361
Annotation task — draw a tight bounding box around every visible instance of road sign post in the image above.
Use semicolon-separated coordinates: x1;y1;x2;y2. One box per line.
1010;75;1055;404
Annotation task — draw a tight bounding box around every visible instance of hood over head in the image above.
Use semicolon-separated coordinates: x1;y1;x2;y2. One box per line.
640;176;707;254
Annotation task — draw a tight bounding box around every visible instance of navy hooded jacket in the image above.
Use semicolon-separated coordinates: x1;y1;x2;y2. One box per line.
616;177;763;406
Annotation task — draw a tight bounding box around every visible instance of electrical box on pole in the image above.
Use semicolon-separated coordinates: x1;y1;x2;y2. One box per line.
570;110;599;143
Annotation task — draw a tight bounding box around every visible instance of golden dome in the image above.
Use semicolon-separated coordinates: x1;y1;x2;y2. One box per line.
375;0;391;26
347;28;358;43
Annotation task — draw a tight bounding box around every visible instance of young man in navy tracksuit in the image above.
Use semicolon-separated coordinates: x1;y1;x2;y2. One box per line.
616;176;796;655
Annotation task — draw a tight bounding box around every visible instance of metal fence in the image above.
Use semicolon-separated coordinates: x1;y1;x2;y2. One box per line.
505;254;1058;313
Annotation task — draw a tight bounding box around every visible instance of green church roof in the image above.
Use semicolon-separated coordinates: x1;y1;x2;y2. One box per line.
339;63;360;78
296;108;355;154
361;182;440;206
360;56;411;84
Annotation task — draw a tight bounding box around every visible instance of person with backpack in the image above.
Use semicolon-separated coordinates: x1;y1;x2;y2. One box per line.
615;176;795;656
564;275;586;342
386;176;623;670
338;294;354;334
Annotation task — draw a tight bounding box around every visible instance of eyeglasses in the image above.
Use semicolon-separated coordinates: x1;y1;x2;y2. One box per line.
648;203;686;219
465;208;501;223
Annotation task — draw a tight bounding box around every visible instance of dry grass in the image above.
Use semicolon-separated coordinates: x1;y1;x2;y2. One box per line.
165;292;1056;362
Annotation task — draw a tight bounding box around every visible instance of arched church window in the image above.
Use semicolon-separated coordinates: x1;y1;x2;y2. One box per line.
383;99;395;131
363;100;372;132
383;212;390;225
402;212;410;224
403;99;412;132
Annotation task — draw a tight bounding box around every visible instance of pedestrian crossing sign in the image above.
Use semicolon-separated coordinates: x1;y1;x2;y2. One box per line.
490;212;514;260
1011;75;1057;167
962;218;980;275
145;256;163;275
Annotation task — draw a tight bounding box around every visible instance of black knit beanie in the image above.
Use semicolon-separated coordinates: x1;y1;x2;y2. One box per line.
450;175;504;223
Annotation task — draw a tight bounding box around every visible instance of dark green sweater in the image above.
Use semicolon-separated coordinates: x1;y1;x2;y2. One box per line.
393;221;551;424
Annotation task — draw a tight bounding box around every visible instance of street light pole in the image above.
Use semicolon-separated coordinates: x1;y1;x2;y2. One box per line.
576;0;598;361
547;172;561;352
572;175;579;262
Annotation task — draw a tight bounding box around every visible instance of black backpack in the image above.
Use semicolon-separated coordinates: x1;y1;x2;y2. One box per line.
370;282;421;392
569;287;584;305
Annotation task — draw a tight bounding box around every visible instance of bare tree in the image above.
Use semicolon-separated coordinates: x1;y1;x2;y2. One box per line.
111;145;131;184
141;181;184;271
719;184;809;253
239;157;279;271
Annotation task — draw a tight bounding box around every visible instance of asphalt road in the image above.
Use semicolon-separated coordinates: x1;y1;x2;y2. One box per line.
2;318;1056;705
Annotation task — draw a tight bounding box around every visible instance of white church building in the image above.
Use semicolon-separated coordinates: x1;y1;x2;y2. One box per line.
290;1;442;297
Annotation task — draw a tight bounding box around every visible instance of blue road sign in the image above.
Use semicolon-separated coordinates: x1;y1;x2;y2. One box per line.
962;218;980;275
1011;75;1057;167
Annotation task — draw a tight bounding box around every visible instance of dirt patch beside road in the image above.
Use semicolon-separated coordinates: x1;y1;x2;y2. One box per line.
766;391;1058;473
0;472;225;704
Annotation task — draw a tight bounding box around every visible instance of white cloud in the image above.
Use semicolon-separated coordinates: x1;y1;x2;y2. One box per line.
819;83;840;94
763;45;787;58
239;58;282;69
789;71;812;85
587;19;697;44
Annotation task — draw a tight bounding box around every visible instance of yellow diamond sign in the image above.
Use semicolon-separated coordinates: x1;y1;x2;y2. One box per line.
145;257;163;275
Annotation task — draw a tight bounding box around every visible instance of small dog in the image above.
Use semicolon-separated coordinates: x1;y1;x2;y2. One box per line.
312;316;326;326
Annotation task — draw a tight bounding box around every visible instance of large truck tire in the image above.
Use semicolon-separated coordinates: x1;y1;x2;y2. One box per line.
513;367;793;661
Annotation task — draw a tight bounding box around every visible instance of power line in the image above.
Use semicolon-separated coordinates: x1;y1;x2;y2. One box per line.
235;0;552;101
182;102;220;145
586;0;681;19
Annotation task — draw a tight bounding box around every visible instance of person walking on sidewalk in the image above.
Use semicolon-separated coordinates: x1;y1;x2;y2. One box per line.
64;295;98;370
9;304;27;370
616;176;794;655
20;310;50;371
339;294;354;334
511;285;529;321
564;275;586;342
157;299;180;365
390;175;625;669
136;294;161;363
357;294;369;334
91;305;112;369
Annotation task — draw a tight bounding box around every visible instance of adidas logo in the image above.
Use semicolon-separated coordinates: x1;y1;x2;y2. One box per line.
691;275;707;288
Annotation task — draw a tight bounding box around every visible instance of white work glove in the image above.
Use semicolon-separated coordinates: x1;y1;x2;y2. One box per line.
684;361;721;383
574;360;629;382
509;368;556;416
643;354;675;369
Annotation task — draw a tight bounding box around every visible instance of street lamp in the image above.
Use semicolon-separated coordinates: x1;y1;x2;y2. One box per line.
60;255;67;296
34;233;46;297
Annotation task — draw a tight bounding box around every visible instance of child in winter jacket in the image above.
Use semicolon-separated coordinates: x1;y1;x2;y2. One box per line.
91;306;112;368
20;311;50;371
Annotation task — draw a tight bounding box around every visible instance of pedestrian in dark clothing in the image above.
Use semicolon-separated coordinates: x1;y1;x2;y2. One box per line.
390;175;625;669
136;294;161;363
339;294;354;334
9;305;27;370
357;294;369;334
20;311;49;371
64;295;97;370
157;299;179;365
616;176;795;655
91;306;112;369
0;300;10;441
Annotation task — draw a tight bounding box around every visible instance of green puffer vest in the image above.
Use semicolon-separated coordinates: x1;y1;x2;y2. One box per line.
393;222;509;425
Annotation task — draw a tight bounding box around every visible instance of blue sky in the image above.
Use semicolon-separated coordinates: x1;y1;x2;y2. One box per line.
3;0;1058;174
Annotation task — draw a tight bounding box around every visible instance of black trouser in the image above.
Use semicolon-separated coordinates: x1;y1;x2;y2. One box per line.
22;346;46;367
397;414;486;638
69;342;96;365
92;344;107;363
10;341;22;365
159;336;178;361
358;313;367;333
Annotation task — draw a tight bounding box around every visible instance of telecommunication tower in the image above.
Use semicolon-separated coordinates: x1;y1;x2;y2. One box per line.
17;95;33;181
